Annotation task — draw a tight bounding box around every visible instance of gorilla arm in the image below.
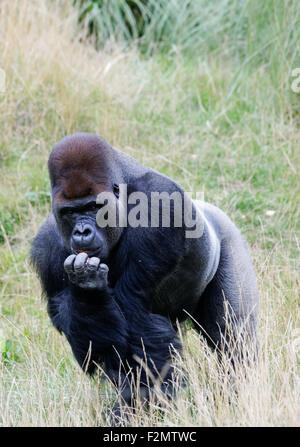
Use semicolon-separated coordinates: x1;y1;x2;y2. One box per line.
30;214;181;393
30;215;129;379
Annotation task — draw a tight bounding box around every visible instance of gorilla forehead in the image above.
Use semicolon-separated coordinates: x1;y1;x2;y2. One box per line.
48;133;111;200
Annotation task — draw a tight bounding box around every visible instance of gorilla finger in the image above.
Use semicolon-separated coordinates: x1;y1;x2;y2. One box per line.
99;263;109;273
64;254;76;273
74;252;88;271
87;257;100;271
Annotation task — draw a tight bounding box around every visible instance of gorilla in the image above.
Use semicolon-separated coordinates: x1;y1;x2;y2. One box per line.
31;133;258;413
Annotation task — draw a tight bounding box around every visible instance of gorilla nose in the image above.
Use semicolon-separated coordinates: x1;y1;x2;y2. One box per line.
72;223;95;249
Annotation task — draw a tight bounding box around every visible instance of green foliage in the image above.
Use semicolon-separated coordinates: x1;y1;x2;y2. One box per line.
0;207;17;244
25;191;51;206
0;336;22;365
73;0;300;61
74;0;146;42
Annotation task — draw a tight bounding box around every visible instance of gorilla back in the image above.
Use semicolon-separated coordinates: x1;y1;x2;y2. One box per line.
31;133;258;409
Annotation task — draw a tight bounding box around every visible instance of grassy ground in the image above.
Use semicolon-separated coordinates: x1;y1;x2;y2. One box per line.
0;0;299;426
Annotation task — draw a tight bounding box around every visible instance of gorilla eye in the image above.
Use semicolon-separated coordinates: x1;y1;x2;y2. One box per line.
60;207;74;217
85;202;99;212
113;184;119;198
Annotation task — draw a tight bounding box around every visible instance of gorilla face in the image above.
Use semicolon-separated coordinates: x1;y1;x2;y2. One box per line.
54;194;123;261
54;197;107;256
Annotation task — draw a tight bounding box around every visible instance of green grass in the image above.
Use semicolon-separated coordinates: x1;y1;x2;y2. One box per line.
0;0;299;426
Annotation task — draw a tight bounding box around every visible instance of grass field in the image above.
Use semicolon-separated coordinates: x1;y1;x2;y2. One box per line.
0;0;299;426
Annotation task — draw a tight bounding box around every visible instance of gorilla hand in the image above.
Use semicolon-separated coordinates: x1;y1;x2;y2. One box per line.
64;252;109;291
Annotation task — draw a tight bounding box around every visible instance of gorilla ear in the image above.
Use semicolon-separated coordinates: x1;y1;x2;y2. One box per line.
113;184;120;198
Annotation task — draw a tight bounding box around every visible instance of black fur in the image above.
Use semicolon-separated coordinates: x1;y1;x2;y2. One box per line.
31;133;259;413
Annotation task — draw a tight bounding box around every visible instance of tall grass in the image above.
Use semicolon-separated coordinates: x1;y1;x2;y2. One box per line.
74;0;300;62
0;0;299;426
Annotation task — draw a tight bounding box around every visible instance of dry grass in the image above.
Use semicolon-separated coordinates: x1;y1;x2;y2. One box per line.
0;0;299;426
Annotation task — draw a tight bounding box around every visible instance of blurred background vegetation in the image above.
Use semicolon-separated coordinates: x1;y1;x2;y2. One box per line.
74;0;298;59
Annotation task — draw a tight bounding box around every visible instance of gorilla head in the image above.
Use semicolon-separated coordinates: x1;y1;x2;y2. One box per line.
48;133;122;260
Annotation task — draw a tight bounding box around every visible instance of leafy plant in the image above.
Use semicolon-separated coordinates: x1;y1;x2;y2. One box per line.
0;337;21;365
74;0;147;44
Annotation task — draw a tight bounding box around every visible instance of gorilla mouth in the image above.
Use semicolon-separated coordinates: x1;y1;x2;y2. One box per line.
74;248;101;256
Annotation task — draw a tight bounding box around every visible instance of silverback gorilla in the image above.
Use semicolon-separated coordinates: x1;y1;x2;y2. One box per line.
31;133;258;415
